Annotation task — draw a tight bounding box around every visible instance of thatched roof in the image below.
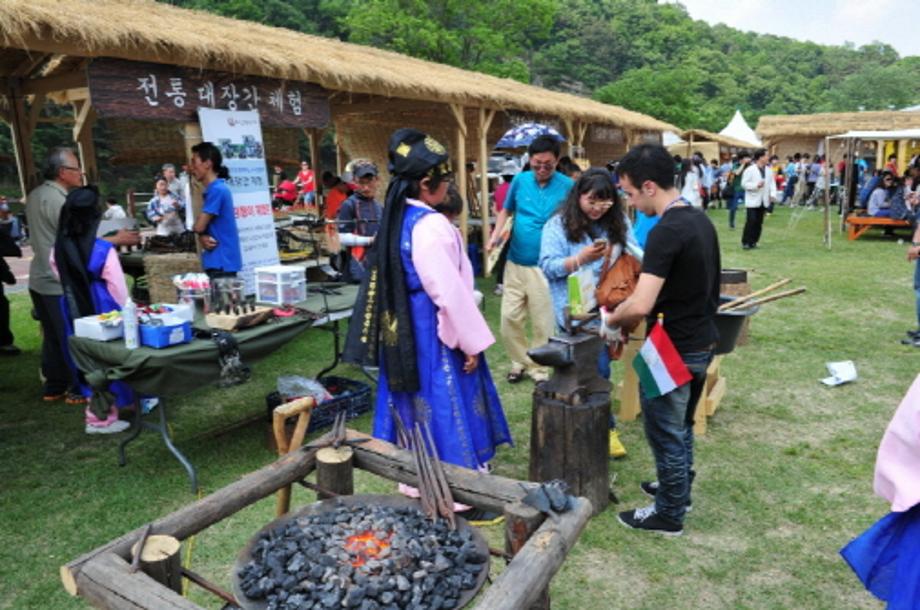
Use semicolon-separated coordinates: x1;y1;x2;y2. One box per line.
757;111;920;139
0;0;677;133
681;129;757;150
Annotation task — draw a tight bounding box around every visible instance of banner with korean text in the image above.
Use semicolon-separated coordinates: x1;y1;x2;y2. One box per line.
198;108;279;292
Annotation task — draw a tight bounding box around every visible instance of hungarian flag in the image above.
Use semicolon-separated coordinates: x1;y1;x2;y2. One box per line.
633;315;692;399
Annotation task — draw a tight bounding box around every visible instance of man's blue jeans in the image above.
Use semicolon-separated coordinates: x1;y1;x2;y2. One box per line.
639;350;712;524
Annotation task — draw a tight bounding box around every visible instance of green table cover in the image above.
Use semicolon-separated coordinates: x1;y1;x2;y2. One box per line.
69;283;358;396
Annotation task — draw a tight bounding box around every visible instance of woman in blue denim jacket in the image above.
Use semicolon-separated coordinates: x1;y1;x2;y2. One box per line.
538;168;642;457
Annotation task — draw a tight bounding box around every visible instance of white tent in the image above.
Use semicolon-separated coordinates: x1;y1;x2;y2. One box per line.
719;110;761;147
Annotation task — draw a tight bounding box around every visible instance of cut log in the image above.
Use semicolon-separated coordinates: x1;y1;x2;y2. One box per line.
130;535;182;594
504;501;549;609
530;392;610;515
475;497;593;609
77;553;199;610
316;446;354;499
62;442;321;596
346;430;535;513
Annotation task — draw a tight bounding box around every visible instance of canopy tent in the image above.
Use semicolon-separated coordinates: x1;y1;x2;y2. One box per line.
719;110;761;148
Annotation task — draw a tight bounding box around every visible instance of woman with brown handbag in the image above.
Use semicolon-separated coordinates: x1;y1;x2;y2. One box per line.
538;168;643;457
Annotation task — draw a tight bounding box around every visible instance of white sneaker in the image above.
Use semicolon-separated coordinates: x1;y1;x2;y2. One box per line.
493;284;503;296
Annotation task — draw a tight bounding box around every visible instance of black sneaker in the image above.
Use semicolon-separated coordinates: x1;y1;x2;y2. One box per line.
639;480;693;512
907;329;920;339
617;505;683;536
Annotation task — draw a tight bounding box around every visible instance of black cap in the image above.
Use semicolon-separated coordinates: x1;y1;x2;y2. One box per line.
387;128;450;179
353;161;378;178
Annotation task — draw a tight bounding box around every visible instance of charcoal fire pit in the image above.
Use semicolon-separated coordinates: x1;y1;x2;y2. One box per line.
232;494;491;610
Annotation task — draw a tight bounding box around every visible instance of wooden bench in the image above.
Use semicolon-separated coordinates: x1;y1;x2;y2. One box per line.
846;214;912;241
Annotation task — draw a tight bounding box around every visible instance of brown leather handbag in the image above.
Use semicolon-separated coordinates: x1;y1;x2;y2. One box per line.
595;249;641;310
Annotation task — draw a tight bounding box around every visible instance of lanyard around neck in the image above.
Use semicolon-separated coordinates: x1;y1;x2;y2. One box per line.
662;196;688;216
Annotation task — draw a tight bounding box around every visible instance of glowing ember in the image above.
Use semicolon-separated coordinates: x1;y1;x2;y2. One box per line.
344;530;391;567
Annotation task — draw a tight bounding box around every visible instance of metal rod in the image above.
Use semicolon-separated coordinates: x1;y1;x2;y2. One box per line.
180;566;238;605
128;523;153;574
297;479;341;498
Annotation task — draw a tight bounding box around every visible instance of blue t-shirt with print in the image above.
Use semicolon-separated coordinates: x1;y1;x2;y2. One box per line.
201;178;243;272
504;170;574;266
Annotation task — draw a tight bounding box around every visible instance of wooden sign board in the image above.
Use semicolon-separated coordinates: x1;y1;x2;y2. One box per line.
87;58;330;129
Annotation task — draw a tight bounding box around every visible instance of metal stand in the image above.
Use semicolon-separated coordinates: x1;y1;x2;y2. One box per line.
315;318;377;385
118;398;199;493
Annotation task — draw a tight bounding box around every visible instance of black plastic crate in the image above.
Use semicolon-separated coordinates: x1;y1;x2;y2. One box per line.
265;375;372;433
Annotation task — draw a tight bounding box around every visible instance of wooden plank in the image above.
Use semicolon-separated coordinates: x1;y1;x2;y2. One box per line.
705;376;726;418
474;497;593;609
6;80;37;198
77;553;201;610
346;430;535;513
61;445;320;596
21;70;86;96
452;103;468;243
478;107;495;276
503;501;549;609
27;92;45;133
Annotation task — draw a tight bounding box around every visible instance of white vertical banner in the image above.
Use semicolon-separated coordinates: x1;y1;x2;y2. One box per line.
197;108;279;292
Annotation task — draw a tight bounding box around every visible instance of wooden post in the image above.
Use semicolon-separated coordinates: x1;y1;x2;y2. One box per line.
478;107;496;275
182;123;203;244
6;80;37;199
823;136;832;249
272;397;314;516
316;446;354;499
529;391;610;515
450;103;469;243
130;535;182;594
72;99;97;185
334;128;344;177
504;502;549;609
563;117;575;158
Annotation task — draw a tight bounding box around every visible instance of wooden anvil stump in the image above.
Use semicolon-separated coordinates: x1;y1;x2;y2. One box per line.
527;333;610;515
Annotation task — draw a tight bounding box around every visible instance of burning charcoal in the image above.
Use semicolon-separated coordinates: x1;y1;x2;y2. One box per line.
395;574;411;592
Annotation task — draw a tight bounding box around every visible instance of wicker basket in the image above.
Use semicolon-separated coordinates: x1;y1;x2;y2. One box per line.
143;252;202;304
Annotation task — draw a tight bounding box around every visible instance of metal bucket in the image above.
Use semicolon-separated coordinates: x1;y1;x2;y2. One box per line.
715;295;758;355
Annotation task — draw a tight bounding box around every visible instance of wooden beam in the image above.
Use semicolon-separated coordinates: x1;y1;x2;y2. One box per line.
6;80;37;198
21;71;86;96
474;497;593;609
77;553;200;610
183;123;203;239
563;117;575;157
450;103;469;243
60;444;321;597
346;430;536;513
27;93;46;133
478;107;496;276
72;100;97;185
11;52;52;78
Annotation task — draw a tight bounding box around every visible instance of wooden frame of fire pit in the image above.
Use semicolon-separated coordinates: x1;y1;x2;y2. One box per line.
61;428;593;609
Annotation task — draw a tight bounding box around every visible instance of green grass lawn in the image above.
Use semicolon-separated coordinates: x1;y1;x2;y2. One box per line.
1;206;914;609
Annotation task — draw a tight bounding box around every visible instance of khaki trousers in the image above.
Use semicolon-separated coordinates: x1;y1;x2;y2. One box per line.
500;261;554;373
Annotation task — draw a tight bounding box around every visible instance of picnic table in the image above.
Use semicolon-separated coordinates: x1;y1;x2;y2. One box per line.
846;214;912;240
69;283;359;492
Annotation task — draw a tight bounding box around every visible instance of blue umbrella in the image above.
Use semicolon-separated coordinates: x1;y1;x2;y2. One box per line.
495;122;566;149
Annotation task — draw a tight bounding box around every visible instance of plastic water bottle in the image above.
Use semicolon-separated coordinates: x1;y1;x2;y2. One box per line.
123;298;139;350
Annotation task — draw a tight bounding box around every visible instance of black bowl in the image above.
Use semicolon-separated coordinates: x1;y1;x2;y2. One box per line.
714;295;759;355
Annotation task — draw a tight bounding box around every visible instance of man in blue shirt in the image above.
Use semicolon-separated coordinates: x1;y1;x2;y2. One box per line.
488;135;573;383
191;142;243;278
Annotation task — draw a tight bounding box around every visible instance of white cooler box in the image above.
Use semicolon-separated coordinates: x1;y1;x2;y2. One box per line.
255;264;307;306
74;315;123;341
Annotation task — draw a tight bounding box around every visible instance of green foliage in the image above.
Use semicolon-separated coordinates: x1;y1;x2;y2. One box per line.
342;0;558;81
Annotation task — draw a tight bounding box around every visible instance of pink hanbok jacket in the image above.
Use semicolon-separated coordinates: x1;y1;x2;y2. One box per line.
874;374;920;512
407;199;494;357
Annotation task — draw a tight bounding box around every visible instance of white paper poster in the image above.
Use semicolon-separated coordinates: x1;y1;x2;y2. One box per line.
197;108;279;292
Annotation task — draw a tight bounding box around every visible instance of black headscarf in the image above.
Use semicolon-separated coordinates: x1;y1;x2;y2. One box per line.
343;128;451;392
54;185;103;319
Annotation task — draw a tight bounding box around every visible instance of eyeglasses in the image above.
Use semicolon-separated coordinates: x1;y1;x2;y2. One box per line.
530;161;556;170
61;165;83;173
585;199;614;210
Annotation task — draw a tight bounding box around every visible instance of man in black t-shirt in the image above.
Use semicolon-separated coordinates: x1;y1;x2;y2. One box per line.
606;144;721;536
